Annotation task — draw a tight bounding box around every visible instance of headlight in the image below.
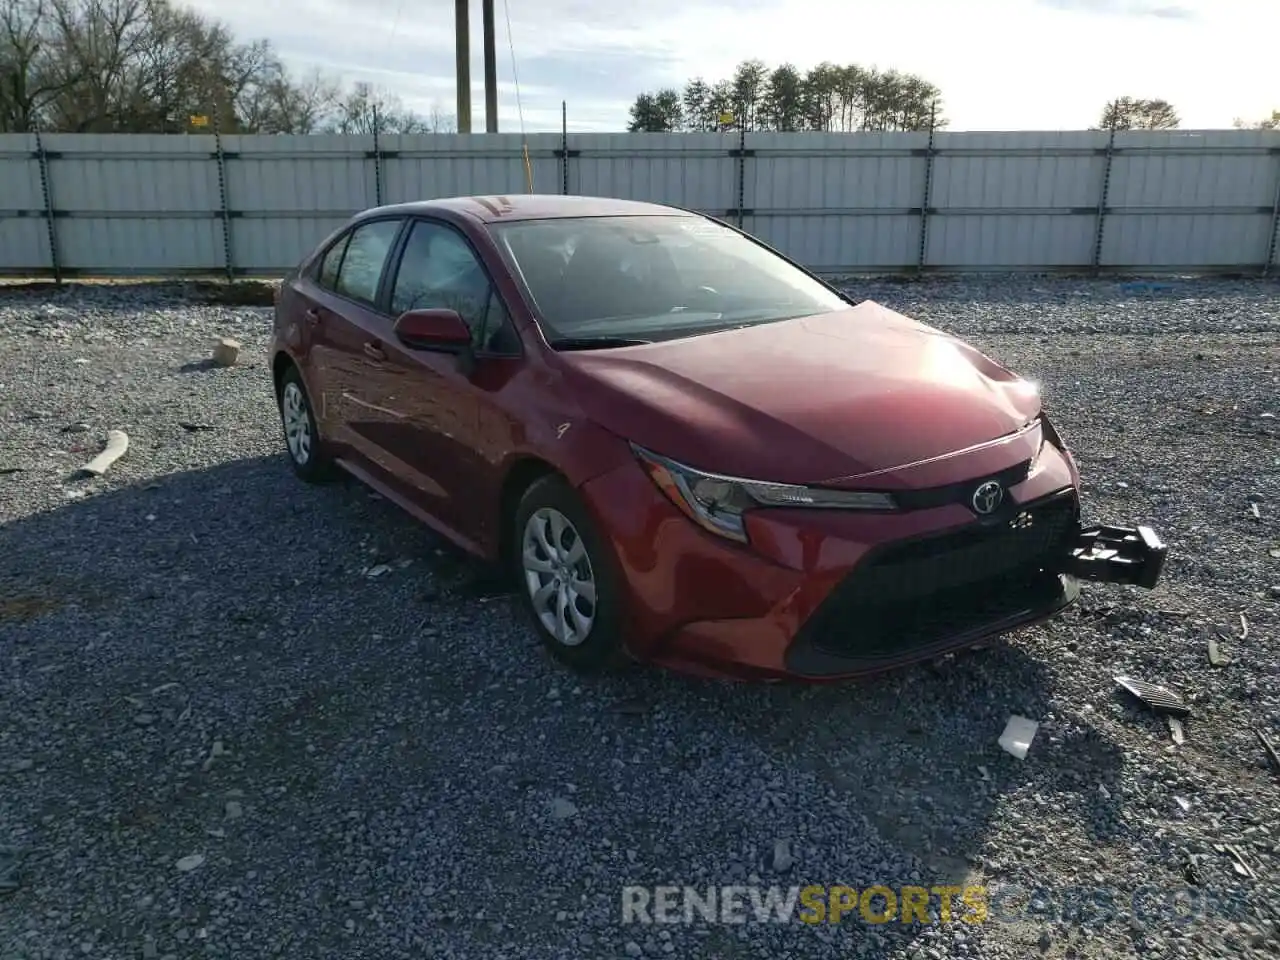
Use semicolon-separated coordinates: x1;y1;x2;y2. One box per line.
631;444;896;543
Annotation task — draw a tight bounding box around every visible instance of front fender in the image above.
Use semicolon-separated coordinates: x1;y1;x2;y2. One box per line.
509;416;634;490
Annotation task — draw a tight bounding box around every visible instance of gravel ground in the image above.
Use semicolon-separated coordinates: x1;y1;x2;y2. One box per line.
1;275;1278;960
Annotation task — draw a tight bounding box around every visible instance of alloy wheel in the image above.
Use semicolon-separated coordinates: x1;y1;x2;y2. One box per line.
521;506;597;646
281;381;312;465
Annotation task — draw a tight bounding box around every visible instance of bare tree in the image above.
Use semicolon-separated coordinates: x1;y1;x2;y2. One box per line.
238;66;339;134
1;0;78;131
424;102;455;133
1233;109;1280;131
0;0;416;134
42;0;154;132
325;81;453;135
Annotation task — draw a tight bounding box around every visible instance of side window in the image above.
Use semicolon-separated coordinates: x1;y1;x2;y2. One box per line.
334;219;402;306
390;220;519;354
316;234;349;290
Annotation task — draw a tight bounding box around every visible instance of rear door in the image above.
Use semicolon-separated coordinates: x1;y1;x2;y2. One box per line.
303;217;406;460
287;230;350;434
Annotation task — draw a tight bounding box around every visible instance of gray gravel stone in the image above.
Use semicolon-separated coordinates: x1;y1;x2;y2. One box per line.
1;276;1278;959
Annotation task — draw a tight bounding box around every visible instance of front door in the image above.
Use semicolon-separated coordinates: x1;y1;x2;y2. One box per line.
373;218;525;544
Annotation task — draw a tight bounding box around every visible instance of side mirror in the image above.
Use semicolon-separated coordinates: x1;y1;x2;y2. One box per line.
394;308;472;352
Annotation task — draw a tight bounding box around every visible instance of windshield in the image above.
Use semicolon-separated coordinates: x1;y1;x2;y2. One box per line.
488;215;849;344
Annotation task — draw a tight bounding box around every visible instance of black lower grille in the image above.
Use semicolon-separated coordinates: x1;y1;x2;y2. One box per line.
800;493;1079;661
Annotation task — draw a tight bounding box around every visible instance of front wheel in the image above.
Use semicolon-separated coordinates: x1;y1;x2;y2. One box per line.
512;475;628;672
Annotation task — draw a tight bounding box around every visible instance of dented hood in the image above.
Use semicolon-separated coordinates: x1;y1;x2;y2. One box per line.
556;301;1042;486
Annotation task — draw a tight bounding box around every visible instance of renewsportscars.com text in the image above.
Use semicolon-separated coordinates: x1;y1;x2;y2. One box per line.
622;885;986;925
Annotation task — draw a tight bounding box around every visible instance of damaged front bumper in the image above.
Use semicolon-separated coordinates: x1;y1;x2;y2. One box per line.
1063;523;1168;590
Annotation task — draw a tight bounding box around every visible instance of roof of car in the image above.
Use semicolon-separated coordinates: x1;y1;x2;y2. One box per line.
357;194;695;224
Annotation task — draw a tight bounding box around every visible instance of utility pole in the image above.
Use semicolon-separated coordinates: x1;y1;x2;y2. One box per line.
482;0;499;132
455;0;472;133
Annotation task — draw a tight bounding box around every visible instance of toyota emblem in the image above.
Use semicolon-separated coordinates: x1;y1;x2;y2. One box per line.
971;480;1004;515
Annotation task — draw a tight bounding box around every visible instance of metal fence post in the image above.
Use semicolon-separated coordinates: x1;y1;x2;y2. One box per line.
916;102;938;271
372;105;384;206
1091;124;1117;273
724;101;753;229
1263;146;1280;278
554;101;577;195
33;127;62;284
735;114;747;229
212;105;234;279
561;101;568;195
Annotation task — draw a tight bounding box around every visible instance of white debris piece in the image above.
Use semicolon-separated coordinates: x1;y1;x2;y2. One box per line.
79;429;129;476
998;715;1039;760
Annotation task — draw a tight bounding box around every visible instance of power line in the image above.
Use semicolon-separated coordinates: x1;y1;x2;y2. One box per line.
501;0;533;191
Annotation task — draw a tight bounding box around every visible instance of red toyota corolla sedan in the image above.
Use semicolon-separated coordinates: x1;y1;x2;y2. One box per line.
269;195;1167;680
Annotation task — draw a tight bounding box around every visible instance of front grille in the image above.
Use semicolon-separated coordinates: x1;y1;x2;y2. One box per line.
888;458;1032;512
799;493;1078;661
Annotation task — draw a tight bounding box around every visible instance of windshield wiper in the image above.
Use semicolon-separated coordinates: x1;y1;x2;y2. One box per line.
547;336;652;350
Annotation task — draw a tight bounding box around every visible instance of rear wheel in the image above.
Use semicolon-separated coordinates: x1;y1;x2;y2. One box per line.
512;475;627;672
277;364;334;483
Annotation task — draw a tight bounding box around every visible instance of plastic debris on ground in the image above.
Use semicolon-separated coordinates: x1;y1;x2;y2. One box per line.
998;715;1039;760
78;429;129;476
1215;844;1257;880
1115;675;1191;718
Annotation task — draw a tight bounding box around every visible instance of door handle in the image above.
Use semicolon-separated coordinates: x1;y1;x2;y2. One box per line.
304;308;320;325
363;342;386;361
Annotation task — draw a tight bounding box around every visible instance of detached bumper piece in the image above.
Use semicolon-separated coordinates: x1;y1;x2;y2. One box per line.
1065;524;1167;589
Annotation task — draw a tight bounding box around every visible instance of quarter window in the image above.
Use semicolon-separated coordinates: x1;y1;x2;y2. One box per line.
316;235;349;290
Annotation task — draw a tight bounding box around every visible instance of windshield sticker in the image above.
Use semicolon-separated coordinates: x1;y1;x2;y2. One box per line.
679;221;737;239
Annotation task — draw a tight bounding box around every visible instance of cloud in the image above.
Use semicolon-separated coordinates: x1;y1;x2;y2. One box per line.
1035;0;1195;17
180;0;1278;132
182;0;696;130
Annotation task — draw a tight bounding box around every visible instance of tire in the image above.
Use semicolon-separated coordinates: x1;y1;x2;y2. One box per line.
511;474;628;673
276;364;335;483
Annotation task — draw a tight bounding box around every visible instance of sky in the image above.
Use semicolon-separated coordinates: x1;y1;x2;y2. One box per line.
183;0;1279;132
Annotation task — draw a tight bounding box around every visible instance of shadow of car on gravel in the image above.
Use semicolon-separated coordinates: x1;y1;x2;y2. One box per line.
0;454;1126;957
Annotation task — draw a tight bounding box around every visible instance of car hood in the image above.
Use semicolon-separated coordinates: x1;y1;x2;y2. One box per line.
555;301;1042;486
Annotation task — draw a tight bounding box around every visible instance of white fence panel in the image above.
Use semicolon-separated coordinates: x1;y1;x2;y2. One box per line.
0;135;48;271
1;129;1279;277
